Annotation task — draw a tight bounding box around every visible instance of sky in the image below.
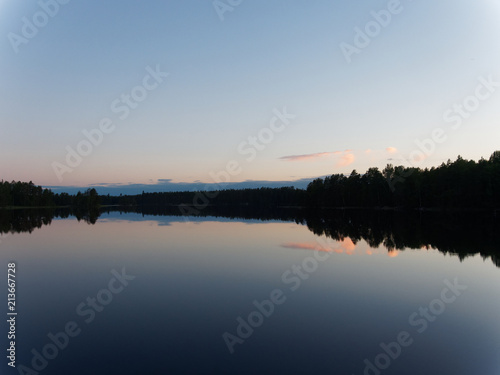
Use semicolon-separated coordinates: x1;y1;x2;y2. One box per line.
1;0;500;194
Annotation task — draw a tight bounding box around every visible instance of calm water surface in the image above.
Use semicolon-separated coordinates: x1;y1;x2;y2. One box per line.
1;210;499;374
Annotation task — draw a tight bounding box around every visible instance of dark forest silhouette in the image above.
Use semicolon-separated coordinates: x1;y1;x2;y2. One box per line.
97;152;500;211
0;181;100;213
1;152;499;211
307;151;500;209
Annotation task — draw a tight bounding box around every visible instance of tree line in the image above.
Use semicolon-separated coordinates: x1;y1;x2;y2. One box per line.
101;186;308;210
306;152;500;209
0;181;100;211
2;152;499;211
103;152;500;211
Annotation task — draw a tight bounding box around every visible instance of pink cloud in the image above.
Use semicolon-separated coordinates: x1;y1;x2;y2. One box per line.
386;147;398;154
281;237;358;255
388;250;399;258
340;238;356;251
281;242;332;252
336;152;355;167
279;151;337;162
410;153;428;163
280;149;357;168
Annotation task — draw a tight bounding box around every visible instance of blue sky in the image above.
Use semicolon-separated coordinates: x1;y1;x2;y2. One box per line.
1;0;499;193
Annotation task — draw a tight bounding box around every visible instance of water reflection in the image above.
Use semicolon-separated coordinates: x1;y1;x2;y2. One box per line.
1;206;498;268
0;207;99;235
1;206;499;375
281;237;357;255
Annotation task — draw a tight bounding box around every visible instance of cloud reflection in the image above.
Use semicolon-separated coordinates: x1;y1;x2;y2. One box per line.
281;237;357;255
281;237;400;258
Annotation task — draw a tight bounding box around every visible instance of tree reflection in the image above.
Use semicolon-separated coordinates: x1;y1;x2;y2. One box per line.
1;206;498;269
0;208;55;235
0;207;100;236
301;209;500;268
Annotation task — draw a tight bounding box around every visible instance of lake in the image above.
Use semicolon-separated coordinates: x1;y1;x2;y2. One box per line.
1;208;499;374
